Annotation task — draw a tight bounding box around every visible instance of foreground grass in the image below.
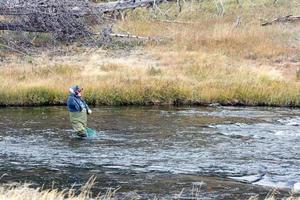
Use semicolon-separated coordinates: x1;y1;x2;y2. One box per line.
0;178;115;200
249;190;300;200
0;183;299;200
4;183;108;200
1;0;300;106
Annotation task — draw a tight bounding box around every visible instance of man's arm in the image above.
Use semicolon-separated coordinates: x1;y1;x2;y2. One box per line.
82;99;92;114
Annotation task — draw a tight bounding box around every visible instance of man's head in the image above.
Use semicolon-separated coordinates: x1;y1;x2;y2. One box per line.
69;85;83;96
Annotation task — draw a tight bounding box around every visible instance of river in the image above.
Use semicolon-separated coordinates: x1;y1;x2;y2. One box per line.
0;106;299;199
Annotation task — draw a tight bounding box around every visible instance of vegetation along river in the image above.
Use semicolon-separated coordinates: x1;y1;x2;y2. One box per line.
0;106;299;199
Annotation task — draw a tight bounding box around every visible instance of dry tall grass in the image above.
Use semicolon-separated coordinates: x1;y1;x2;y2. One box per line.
249;189;300;200
1;0;300;106
0;177;116;200
1;182;299;200
2;49;300;106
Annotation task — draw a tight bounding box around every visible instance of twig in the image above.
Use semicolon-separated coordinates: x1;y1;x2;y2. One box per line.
233;16;241;28
177;0;182;13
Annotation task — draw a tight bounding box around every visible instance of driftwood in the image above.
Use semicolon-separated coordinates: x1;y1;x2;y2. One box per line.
261;15;300;26
100;26;162;42
109;33;151;40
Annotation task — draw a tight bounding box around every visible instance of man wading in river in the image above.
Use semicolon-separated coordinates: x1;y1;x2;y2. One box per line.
67;85;92;137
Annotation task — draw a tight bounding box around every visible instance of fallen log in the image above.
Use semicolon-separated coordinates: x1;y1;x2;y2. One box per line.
109;33;152;40
108;33;164;43
261;15;300;26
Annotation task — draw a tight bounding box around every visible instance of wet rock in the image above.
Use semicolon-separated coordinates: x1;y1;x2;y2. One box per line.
292;182;300;194
208;103;221;107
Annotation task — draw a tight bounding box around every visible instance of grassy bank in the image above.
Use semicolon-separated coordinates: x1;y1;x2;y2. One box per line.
2;51;300;107
1;0;300;106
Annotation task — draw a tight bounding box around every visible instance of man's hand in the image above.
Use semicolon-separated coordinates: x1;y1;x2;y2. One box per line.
87;109;92;115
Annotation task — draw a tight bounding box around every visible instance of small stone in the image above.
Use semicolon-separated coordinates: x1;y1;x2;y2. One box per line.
209;103;220;107
292;182;300;194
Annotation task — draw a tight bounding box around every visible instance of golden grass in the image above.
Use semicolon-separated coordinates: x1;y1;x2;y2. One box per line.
1;0;300;106
2;181;298;200
249;189;300;200
1;49;300;106
118;1;299;60
0;177;116;200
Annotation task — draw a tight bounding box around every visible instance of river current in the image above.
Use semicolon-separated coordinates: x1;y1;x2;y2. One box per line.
0;106;299;199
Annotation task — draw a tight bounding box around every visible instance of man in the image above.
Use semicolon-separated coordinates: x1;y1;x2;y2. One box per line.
67;85;92;137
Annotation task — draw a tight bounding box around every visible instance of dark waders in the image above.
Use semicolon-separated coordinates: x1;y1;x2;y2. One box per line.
69;109;87;137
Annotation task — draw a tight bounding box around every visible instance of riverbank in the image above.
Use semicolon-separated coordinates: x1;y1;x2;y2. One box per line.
0;182;298;200
1;49;300;107
1;0;300;107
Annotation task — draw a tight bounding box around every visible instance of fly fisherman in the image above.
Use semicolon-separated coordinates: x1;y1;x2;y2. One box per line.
67;85;92;137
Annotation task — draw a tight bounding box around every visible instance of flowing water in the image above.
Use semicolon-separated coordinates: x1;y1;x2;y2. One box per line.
0;106;300;199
